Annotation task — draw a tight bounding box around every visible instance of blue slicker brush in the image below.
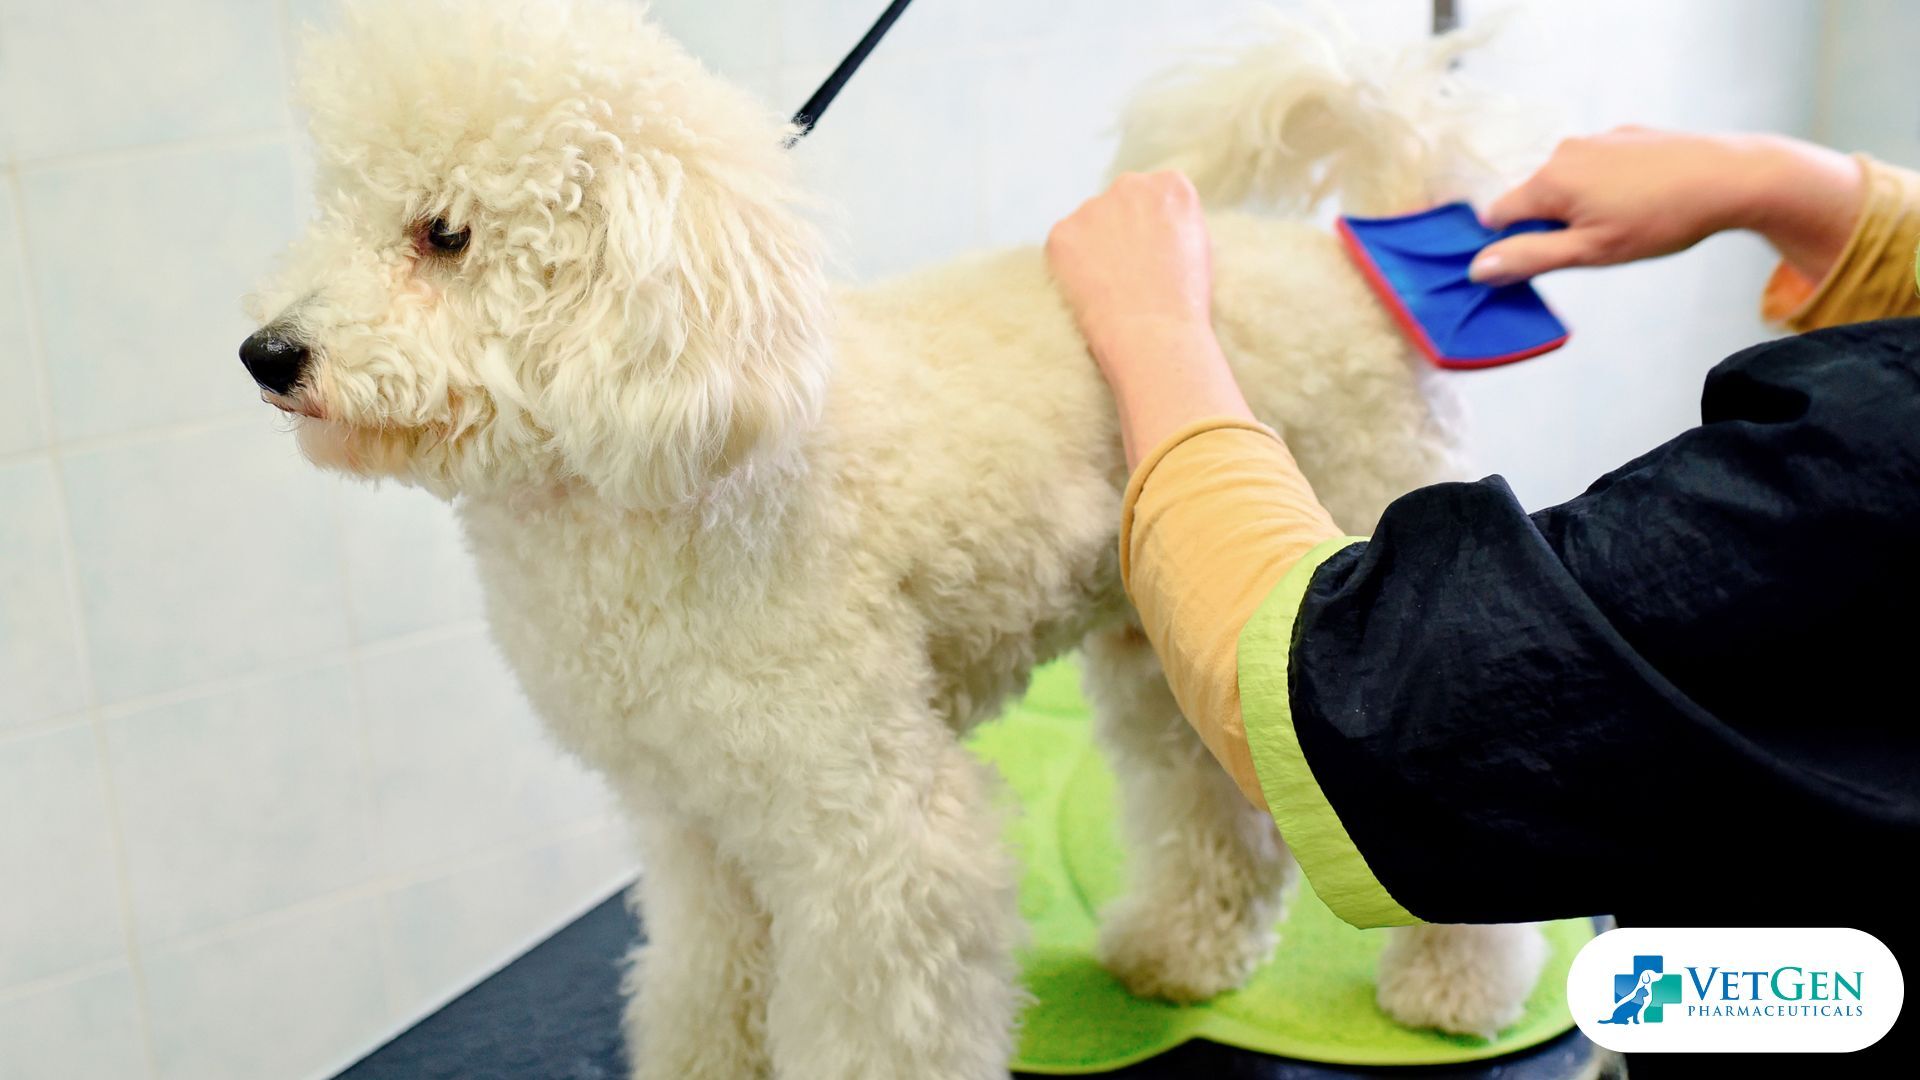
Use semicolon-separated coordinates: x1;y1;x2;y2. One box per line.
1337;202;1570;370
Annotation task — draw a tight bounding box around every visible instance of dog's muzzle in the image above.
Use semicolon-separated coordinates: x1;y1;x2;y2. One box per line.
239;327;311;397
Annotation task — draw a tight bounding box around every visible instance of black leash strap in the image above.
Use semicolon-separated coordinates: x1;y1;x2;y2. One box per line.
784;0;915;147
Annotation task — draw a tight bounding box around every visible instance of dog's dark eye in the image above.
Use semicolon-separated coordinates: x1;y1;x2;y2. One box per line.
423;217;470;255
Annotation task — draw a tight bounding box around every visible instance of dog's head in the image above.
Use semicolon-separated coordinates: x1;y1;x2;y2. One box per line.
244;0;829;507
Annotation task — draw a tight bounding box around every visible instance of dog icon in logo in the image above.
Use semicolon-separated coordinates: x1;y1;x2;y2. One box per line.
1601;972;1654;1025
1601;954;1683;1025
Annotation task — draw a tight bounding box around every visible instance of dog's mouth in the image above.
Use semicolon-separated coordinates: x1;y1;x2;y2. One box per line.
261;388;328;421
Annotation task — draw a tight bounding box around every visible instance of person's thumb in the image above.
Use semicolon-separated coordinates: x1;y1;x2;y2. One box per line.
1469;227;1599;286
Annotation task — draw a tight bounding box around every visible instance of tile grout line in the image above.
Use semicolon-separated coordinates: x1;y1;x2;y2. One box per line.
53;503;163;1079
0;956;131;1010
0;712;92;750
276;0;303;138
964;1;996;261
130;815;630;966
0;102;303;475
7;162;165;1080
292;0;380;933
306;856;641;1080
7;126;295;176
275;23;368;939
77;719;163;1080
1812;0;1838;145
0;814;636;1010
315;403;413;1021
0;409;293;470
89;618;491;723
2;164;57;462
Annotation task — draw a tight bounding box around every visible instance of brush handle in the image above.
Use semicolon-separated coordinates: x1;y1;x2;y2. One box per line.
1493;218;1568;239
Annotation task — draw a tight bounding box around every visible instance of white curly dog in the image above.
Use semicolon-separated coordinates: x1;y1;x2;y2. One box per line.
242;2;1546;1076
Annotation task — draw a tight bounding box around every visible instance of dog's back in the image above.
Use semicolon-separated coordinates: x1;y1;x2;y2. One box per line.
810;18;1493;730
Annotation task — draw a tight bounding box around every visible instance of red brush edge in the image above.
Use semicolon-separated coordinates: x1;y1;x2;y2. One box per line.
1335;214;1569;371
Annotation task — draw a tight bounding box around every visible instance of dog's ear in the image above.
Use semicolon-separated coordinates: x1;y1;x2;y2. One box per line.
534;140;830;509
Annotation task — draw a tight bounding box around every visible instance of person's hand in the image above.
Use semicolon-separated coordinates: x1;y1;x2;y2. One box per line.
1472;128;1865;286
1047;171;1254;467
1046;171;1217;375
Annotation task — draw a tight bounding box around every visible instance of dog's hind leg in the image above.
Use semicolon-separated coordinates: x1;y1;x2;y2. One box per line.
1080;624;1297;1002
755;737;1021;1080
1374;921;1547;1039
624;815;773;1080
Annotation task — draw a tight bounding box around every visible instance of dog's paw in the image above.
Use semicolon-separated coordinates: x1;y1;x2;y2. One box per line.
630;1047;772;1080
1374;922;1548;1039
1096;895;1279;1004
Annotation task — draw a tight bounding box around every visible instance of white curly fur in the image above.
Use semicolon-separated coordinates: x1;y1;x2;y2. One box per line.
1110;7;1506;215
248;2;1545;1075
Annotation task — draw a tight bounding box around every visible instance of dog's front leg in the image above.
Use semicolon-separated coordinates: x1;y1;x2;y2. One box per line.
624;815;774;1080
753;740;1022;1080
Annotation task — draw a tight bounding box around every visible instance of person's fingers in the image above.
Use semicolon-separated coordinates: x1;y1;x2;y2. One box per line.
1153;169;1201;208
1469;227;1603;285
1481;177;1561;232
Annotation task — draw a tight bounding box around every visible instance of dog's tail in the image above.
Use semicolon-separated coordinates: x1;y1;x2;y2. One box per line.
1109;12;1512;216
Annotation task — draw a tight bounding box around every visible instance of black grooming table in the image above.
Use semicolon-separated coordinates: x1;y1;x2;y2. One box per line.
337;885;1599;1080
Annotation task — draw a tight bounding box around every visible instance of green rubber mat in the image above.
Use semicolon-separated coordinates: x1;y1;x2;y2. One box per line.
966;661;1589;1073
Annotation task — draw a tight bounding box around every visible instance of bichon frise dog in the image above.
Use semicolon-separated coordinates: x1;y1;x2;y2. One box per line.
242;2;1546;1076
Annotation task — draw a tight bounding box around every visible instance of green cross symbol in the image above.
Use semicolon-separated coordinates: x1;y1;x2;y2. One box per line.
1644;973;1683;1022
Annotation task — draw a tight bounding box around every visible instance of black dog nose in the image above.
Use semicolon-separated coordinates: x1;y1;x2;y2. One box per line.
239;329;311;396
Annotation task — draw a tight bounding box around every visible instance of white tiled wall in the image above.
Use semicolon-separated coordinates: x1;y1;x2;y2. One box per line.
0;0;1839;1077
1819;0;1920;166
0;1;633;1076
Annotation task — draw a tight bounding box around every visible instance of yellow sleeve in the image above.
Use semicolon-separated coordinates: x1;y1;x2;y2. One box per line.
1120;419;1422;927
1118;418;1345;811
1762;155;1920;331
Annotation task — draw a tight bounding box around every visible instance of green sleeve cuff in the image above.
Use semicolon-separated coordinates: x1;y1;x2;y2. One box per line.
1237;536;1424;929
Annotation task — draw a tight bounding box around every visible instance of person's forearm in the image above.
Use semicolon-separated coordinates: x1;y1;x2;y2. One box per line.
1090;317;1255;469
1105;318;1346;809
1759;152;1920;330
1044;171;1350;812
1120;420;1345;810
1731;134;1867;284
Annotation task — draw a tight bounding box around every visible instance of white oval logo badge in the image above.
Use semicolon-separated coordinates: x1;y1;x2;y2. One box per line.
1568;927;1903;1053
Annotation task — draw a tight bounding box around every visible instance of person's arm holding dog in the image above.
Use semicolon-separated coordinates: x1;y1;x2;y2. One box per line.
1046;171;1346;810
1049;145;1920;935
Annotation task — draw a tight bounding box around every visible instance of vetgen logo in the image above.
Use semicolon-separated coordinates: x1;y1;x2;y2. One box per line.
1597;954;1682;1025
1568;928;1903;1052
